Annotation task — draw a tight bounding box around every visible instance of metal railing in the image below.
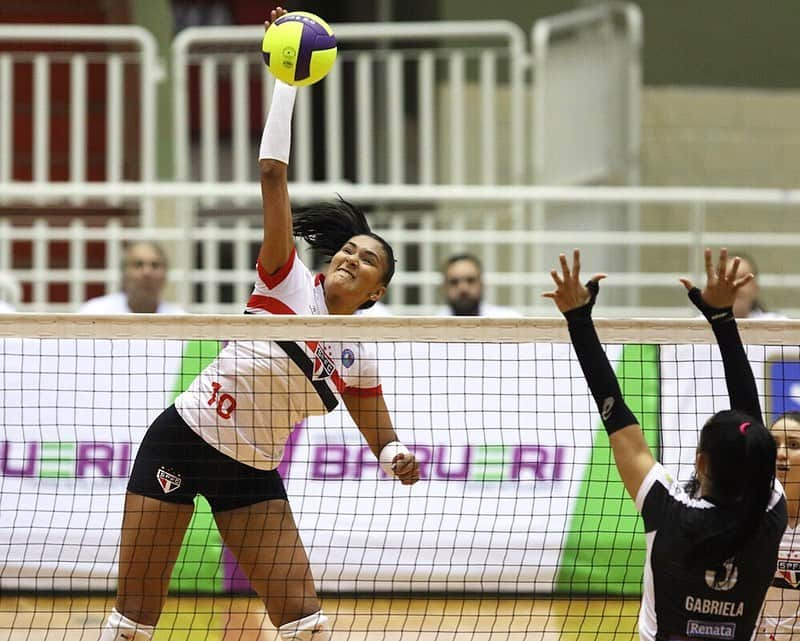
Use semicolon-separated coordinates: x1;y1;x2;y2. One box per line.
0;25;161;222
3;183;799;317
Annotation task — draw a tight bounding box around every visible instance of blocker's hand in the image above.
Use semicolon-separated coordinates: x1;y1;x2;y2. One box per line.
392;452;420;486
542;249;606;314
679;248;753;310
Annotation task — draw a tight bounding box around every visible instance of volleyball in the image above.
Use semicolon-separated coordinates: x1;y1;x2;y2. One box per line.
261;11;337;87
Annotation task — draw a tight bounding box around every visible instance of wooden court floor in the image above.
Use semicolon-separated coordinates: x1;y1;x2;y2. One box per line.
0;594;639;641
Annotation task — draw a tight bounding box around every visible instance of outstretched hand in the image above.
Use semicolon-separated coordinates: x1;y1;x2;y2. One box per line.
679;248;753;310
264;6;288;31
542;249;606;313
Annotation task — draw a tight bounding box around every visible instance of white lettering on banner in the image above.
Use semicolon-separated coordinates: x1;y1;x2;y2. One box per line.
684;596;744;617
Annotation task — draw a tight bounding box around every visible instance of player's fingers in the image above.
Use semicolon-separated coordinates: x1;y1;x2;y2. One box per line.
559;253;571;282
572;249;581;283
679;277;694;291
728;256;740;282
717;247;728;279
393;454;415;473
704;248;714;281
549;268;563;288
733;272;754;290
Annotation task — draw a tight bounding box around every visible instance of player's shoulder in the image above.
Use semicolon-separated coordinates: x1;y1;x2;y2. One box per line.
480;303;523;318
78;292;125;313
156;301;185;314
255;248;313;292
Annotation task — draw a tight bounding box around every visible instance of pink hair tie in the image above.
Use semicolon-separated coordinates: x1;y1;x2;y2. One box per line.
739;422;751;434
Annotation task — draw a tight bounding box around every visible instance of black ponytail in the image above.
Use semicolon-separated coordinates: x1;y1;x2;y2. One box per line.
686;409;776;566
291;196;395;294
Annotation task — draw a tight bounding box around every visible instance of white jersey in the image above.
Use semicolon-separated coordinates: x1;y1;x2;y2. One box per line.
79;292;184;314
436;303;522;317
175;249;382;470
757;526;800;640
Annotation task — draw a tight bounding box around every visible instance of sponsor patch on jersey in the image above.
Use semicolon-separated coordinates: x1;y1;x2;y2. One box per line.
341;348;355;368
686;620;735;640
777;559;800;588
312;343;336;380
156;467;182;494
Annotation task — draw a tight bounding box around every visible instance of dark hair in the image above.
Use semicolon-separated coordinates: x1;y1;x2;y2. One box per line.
444;253;483;274
291;197;395;310
120;240;168;273
685;409;776;566
771;411;800;428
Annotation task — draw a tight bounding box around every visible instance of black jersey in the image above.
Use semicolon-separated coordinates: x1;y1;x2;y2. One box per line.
636;464;787;641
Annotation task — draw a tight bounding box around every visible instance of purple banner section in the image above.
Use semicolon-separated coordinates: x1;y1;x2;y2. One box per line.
309;444;566;482
1;441;132;478
223;545;254;594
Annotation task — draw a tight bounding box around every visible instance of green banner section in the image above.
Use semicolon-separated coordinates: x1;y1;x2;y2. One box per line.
168;340;224;593
556;344;661;595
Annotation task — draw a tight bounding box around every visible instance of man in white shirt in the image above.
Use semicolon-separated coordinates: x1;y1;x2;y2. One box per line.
437;253;521;317
79;241;184;314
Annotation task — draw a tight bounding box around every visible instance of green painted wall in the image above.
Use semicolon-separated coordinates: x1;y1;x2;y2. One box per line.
436;0;800;88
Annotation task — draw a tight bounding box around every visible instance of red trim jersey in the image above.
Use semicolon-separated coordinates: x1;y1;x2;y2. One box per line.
757;526;800;640
174;249;382;470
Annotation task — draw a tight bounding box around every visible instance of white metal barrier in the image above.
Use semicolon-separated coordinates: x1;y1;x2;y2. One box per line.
171;21;528;190
532;2;641;186
0;25;161;222
2;183;799;317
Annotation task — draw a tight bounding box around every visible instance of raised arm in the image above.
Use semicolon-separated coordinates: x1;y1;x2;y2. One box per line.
681;248;763;422
257;7;297;275
342;392;420;486
543;250;656;500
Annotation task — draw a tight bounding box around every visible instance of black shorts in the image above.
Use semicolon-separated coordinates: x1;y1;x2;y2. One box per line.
127;405;288;513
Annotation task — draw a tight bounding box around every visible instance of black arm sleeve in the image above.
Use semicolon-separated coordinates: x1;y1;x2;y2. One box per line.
565;282;639;435
688;287;763;422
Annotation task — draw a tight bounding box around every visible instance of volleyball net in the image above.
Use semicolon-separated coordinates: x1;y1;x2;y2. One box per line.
1;314;798;640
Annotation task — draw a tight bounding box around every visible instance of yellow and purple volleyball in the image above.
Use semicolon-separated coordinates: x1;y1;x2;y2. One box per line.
261;11;337;87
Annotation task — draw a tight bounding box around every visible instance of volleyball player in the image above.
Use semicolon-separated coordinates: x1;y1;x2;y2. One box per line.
758;412;800;640
98;8;419;641
544;247;787;641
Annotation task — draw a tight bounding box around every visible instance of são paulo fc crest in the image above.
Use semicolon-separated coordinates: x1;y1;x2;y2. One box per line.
777;559;800;588
156;467;182;494
312;343;336;380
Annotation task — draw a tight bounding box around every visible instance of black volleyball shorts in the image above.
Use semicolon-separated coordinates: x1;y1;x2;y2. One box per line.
127;404;288;513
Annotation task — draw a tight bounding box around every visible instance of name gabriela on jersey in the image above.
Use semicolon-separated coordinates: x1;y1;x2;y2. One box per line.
174;249;382;470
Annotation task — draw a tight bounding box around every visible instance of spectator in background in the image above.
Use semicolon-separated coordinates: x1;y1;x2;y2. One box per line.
79;241;184;314
438;253;521;317
732;253;784;319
